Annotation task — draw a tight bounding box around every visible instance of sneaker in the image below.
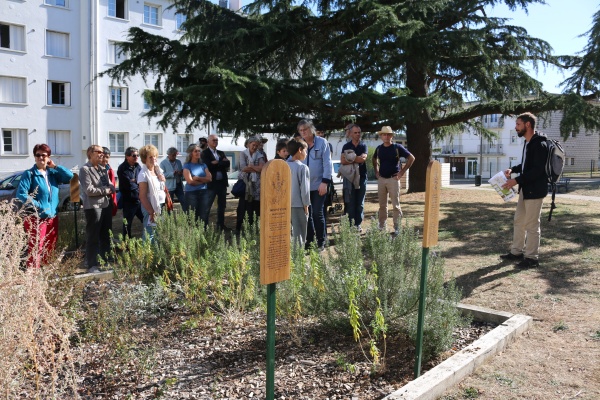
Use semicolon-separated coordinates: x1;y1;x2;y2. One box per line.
357;226;363;233
499;252;524;261
87;266;100;274
516;258;539;269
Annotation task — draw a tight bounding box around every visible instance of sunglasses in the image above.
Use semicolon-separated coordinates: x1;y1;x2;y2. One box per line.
35;153;49;158
129;154;139;157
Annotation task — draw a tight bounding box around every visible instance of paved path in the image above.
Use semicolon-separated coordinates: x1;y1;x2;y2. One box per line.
447;182;600;202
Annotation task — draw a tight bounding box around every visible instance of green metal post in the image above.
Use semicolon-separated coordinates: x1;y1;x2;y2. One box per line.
414;247;430;378
266;282;276;400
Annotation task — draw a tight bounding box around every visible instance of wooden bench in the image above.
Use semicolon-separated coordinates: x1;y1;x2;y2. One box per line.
549;177;571;193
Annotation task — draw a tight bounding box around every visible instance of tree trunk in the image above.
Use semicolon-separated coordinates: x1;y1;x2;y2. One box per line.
405;62;432;193
406;120;433;193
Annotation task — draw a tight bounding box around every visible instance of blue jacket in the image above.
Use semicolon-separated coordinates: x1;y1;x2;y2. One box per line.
16;165;74;218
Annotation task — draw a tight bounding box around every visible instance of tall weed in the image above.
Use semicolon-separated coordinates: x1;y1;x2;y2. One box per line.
0;201;78;399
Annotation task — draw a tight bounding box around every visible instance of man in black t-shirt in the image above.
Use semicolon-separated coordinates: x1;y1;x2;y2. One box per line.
372;126;415;235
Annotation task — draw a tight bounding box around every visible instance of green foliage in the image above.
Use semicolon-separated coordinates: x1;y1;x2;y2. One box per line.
110;211;262;314
101;0;600;193
109;211;462;366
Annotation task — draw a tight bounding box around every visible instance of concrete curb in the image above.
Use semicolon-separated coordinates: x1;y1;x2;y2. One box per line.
384;303;532;400
72;269;114;282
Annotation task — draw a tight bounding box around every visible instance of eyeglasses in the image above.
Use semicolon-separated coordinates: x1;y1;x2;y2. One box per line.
129;154;139;158
35;153;49;158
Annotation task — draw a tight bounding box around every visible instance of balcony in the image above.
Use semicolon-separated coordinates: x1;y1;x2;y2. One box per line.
477;144;504;154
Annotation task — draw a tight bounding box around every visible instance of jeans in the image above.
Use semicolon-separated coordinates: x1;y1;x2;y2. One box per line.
207;180;228;228
169;182;187;213
306;190;327;248
185;190;210;226
236;198;260;231
84;205;113;267
122;201;143;238
346;177;367;227
141;207;157;243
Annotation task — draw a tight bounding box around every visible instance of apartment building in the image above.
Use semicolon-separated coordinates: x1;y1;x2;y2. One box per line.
0;0;242;173
433;112;600;179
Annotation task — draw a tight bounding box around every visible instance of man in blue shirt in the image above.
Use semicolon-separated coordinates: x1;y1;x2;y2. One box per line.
341;124;368;231
298;119;332;250
372;126;415;235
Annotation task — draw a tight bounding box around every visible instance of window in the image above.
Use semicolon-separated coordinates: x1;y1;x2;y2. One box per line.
144;4;161;26
0;76;26;104
490;114;498;123
47;130;71;155
175;13;187;30
47;81;71;106
511;135;517;144
46;30;69;57
108;40;127;64
0;22;25;52
45;0;67;7
570;157;575;166
108;0;127;19
109;86;128;110
569;131;577;138
143;96;151;110
144;133;162;153
109;132;126;153
177;135;190;153
1;129;27;154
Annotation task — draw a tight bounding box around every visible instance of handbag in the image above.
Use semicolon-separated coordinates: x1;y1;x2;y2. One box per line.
164;188;174;212
231;179;246;198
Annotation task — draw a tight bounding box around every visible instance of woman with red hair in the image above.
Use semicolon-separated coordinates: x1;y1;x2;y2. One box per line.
16;143;74;268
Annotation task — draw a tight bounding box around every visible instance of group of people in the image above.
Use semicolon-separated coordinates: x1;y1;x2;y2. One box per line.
13;112;547;271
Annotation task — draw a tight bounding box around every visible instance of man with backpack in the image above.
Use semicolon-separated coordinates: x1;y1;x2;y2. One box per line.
372;126;415;235
500;112;549;268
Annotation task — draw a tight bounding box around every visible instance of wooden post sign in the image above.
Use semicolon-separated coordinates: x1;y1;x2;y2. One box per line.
70;173;80;204
414;159;442;378
260;159;292;284
422;160;442;247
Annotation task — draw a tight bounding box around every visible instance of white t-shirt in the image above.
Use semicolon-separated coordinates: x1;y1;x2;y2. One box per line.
138;170;166;204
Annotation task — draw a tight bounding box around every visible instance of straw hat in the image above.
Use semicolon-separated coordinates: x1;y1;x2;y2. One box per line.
377;126;394;135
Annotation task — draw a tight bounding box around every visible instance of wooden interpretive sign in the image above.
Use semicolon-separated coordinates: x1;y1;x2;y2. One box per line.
260;160;292;285
422;160;441;247
70;173;80;203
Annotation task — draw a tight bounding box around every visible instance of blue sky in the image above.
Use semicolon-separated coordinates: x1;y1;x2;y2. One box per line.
488;0;599;93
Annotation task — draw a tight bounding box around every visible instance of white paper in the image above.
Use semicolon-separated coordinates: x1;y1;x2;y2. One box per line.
488;171;517;202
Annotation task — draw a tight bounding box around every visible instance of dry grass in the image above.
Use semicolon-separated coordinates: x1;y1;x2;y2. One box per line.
365;187;600;400
0;202;78;399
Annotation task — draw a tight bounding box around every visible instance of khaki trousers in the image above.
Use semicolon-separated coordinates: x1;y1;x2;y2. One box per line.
511;191;544;260
377;177;402;230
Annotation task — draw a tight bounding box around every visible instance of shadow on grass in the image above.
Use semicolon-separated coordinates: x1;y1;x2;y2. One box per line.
440;198;600;296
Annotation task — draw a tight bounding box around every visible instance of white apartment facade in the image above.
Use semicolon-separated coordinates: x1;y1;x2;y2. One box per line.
0;0;242;174
433;112;600;179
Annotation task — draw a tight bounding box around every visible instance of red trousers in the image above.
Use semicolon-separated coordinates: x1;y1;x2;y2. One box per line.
23;215;59;268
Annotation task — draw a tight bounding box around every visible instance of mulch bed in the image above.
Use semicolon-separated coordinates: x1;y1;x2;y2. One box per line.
75;281;494;400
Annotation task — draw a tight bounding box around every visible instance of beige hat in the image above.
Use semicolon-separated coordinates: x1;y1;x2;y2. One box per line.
377;126;394;135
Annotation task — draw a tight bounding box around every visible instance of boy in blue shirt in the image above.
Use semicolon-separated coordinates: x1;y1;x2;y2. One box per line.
287;140;311;246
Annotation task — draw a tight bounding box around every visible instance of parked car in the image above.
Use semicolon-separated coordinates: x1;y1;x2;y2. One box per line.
0;171;73;212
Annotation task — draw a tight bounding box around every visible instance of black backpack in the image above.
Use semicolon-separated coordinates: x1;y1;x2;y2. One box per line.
542;133;566;221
